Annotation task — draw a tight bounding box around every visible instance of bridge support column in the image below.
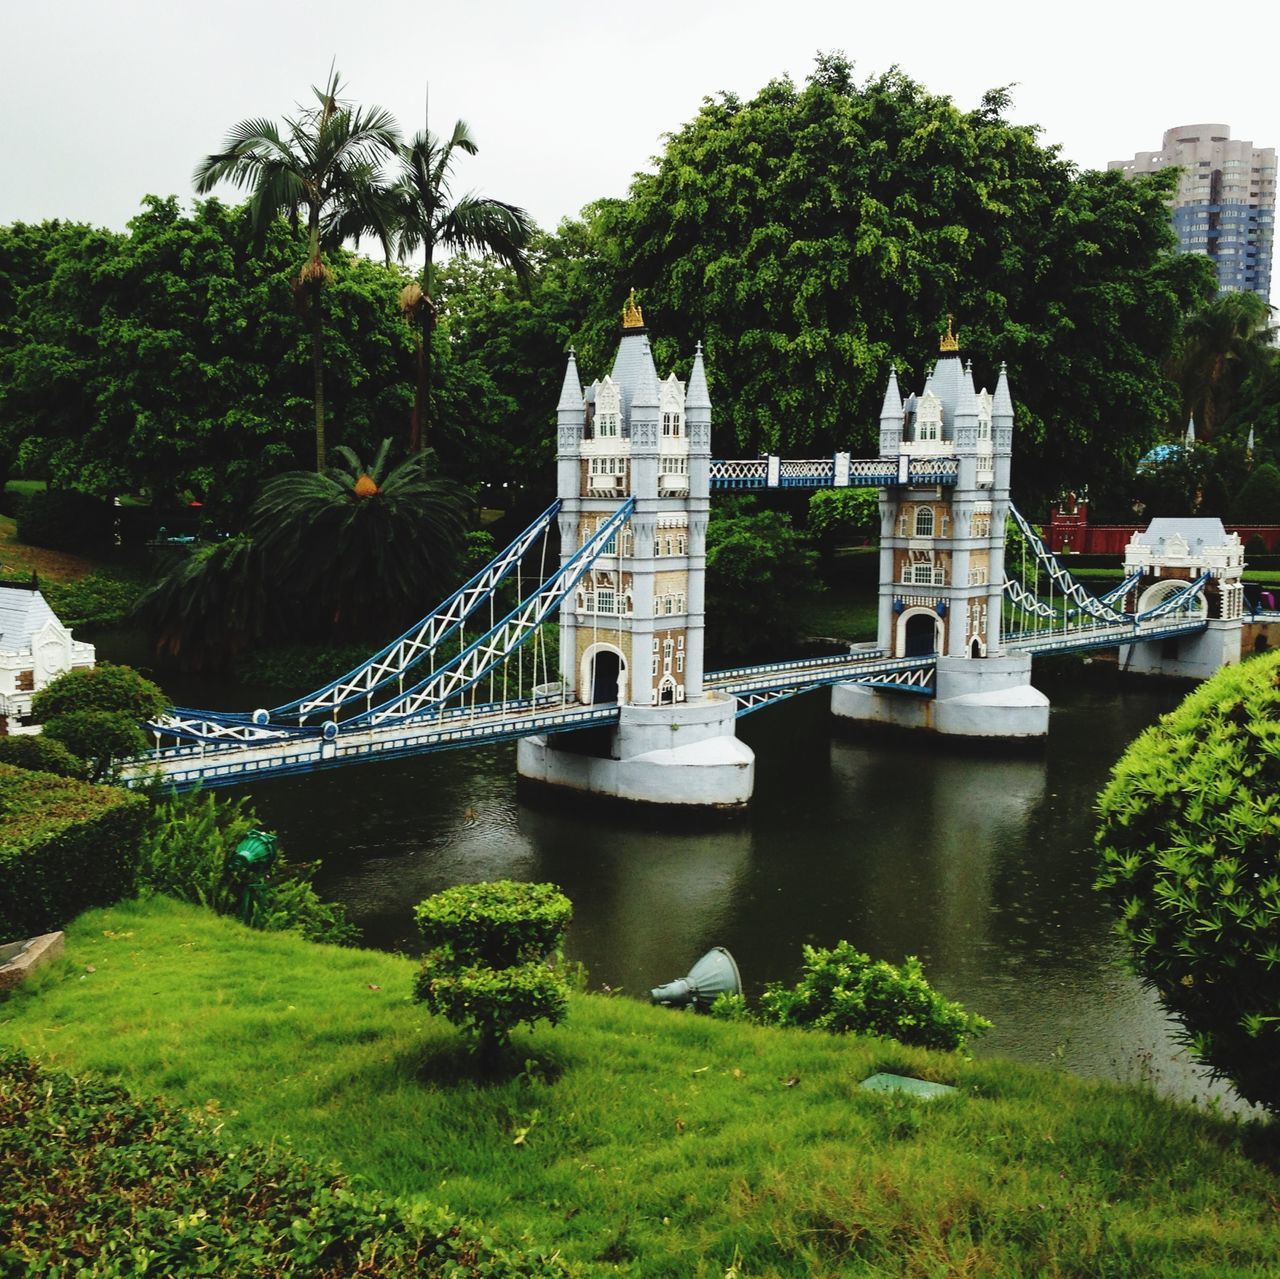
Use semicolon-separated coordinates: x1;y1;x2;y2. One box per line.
516;696;754;810
831;653;1049;740
1124;619;1241;681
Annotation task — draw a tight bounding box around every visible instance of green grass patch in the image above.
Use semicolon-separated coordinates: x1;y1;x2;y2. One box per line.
2;898;1277;1276
791;590;879;642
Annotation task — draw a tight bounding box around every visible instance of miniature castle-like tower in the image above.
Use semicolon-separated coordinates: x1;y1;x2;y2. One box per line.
875;318;1015;661
553;289;711;709
517;292;753;807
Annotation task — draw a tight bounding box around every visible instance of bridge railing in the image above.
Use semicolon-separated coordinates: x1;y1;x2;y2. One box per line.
708;454;957;491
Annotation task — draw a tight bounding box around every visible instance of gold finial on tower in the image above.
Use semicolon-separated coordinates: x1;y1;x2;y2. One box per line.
621;288;645;329
939;314;959;353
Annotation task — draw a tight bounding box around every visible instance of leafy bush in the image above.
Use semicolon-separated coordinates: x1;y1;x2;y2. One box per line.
706;501;820;662
138;791;357;945
1233;461;1280;523
0;734;87;779
0;1051;570;1278
0;764;147;938
1095;649;1280;1114
807;487;879;551
32;662;168;782
42;570;146;628
1244;533;1270;558
414;881;572;1068
747;941;992;1052
14;488;112;552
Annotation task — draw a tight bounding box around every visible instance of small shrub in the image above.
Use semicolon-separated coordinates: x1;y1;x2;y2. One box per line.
414;881;572;1068
1244;533;1270;558
0;734;87;779
0;764;147;938
32;663;168;782
1096;649;1280;1114
0;1051;570;1278
755;941;992;1052
137;790;357;945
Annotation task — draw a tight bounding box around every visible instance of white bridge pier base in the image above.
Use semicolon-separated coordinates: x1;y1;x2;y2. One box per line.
516;696;754;810
1123;618;1241;681
831;653;1049;740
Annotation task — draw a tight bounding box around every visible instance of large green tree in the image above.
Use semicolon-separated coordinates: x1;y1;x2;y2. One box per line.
392;121;533;454
0;197;415;513
578;55;1210;507
194;68;401;472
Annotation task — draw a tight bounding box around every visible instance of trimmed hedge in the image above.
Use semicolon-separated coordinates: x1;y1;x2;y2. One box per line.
0;1051;568;1278
13;489;112;553
0;764;147;938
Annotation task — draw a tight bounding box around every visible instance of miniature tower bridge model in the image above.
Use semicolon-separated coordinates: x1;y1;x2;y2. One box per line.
133;301;1229;804
516;291;755;806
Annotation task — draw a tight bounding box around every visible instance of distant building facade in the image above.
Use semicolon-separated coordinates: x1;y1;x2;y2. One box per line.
0;581;95;734
1108;124;1275;300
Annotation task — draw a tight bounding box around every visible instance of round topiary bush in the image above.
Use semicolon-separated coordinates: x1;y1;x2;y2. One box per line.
414;881;572;1070
1095;650;1280;1113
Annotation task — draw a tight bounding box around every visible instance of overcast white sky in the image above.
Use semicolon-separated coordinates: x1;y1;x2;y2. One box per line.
3;0;1277;297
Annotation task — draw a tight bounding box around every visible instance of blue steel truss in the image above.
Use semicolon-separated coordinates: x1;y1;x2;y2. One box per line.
706;653;935;716
164;501;563;732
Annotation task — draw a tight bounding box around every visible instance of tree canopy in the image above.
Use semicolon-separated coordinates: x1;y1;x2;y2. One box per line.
570;55;1213;508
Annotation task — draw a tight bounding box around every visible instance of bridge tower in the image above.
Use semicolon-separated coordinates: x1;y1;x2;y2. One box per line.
832;322;1049;738
516;293;754;808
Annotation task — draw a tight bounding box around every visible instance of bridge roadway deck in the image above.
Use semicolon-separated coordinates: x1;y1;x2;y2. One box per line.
129;619;1213;789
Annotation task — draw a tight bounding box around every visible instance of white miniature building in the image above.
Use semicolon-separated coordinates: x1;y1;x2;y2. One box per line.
1121;518;1244;679
0;581;95;734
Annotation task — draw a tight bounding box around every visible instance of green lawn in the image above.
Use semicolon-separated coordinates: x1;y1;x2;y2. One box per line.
2;898;1277;1277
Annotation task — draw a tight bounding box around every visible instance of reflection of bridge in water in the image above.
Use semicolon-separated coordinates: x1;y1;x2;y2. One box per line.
128;308;1245;805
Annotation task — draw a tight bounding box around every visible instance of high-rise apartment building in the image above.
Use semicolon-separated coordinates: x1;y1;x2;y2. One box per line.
1108;124;1275;300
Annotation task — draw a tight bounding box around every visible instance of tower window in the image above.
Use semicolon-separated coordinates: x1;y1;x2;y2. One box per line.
914;507;935;537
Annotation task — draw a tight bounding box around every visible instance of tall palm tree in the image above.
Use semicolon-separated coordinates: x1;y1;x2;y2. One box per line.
393;121;534;453
1172;291;1272;441
194;69;401;472
249;440;469;638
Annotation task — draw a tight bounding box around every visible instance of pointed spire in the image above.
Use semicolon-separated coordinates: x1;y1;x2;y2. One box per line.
993;361;1013;417
956;360;978;415
879;364;902;419
630;336;661;408
1185;415;1196;447
556;347;583;412
686;340;711;410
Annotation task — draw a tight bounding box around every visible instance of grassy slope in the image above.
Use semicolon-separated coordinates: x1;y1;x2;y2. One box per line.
2;898;1277;1278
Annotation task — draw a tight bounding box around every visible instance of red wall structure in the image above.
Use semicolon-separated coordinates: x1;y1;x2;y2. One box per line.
1045;498;1280;557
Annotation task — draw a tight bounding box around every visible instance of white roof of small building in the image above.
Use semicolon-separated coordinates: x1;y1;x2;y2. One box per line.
1130;517;1231;553
0;584;64;654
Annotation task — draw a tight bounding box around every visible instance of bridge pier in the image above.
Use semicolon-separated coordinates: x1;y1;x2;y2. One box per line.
831;653;1049;740
1123;618;1241;681
516;697;754;810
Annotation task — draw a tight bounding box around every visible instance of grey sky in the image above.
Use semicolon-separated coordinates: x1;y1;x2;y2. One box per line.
3;0;1276;297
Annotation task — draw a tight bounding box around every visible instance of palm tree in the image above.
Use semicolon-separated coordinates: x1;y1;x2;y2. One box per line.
248;440;469;638
393;121;534;453
1172;291;1272;441
194;69;401;472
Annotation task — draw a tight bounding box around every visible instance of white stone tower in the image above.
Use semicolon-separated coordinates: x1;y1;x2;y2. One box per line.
873;318;1013;661
834;320;1048;737
517;293;753;806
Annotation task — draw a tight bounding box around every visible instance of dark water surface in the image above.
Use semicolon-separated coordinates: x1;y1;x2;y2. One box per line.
109;626;1239;1109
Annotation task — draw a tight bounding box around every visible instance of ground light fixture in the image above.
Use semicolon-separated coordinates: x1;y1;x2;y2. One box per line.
650;946;742;1010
